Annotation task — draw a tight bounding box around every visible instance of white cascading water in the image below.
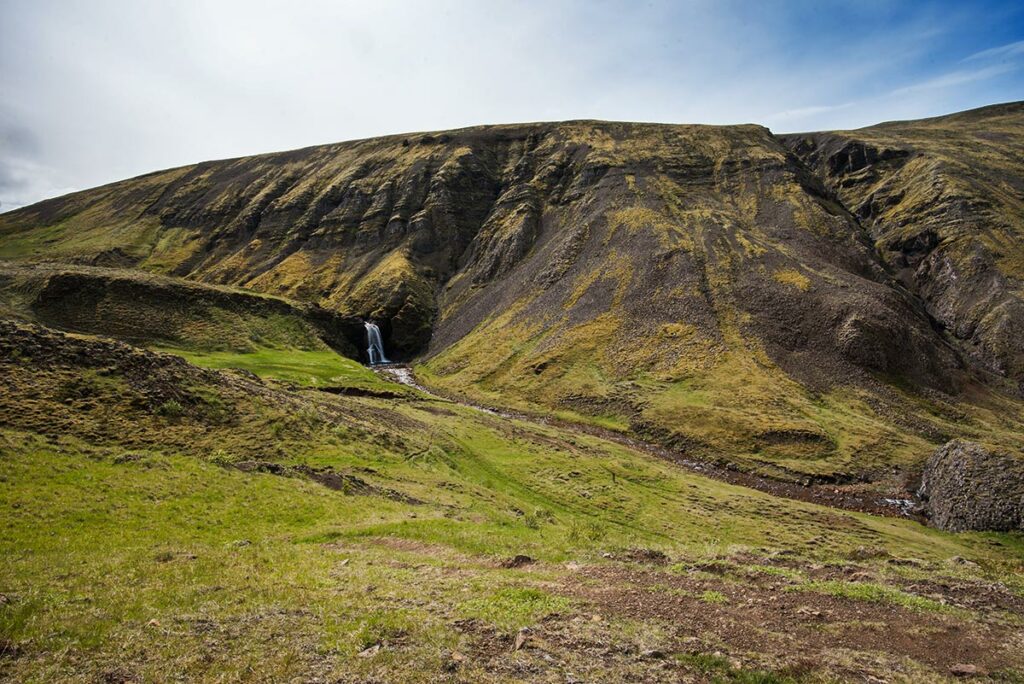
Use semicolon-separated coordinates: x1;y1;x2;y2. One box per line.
364;321;390;365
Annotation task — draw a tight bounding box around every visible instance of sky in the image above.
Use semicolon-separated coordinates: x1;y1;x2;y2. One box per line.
1;0;1023;212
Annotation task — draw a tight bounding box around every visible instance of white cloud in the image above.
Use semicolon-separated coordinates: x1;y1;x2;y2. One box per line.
1;0;1021;210
766;102;856;123
963;39;1024;62
890;63;1017;96
0;156;79;213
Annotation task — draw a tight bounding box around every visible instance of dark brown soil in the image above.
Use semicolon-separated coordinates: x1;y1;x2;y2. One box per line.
553;561;1024;679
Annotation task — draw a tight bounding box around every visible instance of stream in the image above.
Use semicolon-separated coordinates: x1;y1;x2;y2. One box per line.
373;365;920;520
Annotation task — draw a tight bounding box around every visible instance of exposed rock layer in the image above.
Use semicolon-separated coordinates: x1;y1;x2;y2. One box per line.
782;102;1024;388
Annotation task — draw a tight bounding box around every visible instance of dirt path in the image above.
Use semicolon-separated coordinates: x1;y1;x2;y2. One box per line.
375;365;920;519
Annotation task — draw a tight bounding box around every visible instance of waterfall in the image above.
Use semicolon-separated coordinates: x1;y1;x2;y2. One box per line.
364;321;390;365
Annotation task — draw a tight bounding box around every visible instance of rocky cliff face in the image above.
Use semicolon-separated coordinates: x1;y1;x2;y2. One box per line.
3;104;1024;483
783;103;1024;389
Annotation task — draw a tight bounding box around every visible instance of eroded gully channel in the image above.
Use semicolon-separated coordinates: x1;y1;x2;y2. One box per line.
373;365;919;521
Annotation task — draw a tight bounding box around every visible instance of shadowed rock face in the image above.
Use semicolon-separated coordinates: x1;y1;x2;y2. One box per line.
3;104;1024;481
918;439;1024;532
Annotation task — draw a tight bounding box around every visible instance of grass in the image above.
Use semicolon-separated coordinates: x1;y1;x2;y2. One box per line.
421;324;1024;484
772;269;811;291
1;276;1023;682
163;346;394;389
700;590;729;604
0;439;448;680
745;564;804;581
7;432;1011;681
789;580;956;614
3;339;1024;680
458;587;571;629
674;653;801;683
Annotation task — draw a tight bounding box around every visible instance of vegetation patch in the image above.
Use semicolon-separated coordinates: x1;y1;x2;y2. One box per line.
790;580;954;613
167;347;393;390
772;269;811;291
458;587;571;629
674;653;801;684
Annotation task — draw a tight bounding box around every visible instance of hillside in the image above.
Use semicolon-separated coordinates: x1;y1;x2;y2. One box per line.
3;103;1024;681
3;318;1024;682
0;261;365;357
783;102;1024;385
3;104;1024;488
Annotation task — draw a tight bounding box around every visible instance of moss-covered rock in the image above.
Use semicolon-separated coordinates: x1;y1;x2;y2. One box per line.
0;262;364;357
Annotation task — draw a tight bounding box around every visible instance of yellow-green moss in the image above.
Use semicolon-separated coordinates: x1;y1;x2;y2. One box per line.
773;269;811;291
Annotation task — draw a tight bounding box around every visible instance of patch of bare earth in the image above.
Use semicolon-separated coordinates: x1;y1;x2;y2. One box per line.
449;616;695;683
553;560;1024;681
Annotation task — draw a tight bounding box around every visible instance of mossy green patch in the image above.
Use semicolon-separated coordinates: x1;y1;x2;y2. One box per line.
790;580;956;614
165;347;394;390
772;269;811;291
458;587;571;629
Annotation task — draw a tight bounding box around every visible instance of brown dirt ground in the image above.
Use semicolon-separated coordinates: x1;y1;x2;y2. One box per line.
439;553;1024;682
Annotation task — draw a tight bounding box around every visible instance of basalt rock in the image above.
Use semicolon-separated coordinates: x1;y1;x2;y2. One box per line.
918;439;1024;532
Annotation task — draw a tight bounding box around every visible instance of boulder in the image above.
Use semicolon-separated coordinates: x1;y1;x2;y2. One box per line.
918;440;1024;532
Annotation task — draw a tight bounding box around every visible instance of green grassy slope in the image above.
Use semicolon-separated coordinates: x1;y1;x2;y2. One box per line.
2;320;1023;681
167;347;380;387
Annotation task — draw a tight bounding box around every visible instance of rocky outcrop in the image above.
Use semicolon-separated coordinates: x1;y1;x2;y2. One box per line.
0;317;339;462
918;439;1024;532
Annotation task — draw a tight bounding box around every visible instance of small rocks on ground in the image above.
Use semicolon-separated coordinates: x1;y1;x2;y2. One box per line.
443;649;467;671
947;556;979;569
512;628;531;652
950;663;985;677
501;554;534;568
